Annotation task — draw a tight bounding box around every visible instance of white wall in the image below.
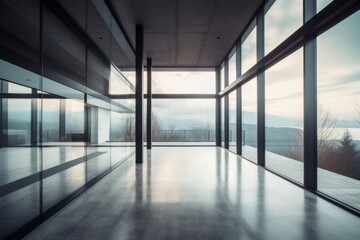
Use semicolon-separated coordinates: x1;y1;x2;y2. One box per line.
90;107;110;144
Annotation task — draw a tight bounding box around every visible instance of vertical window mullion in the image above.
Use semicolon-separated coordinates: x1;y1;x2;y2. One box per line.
303;0;317;190
257;7;265;167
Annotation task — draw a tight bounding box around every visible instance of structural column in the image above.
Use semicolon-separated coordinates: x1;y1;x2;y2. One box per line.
215;67;221;146
236;43;242;155
0;82;8;146
257;7;265;166
31;89;38;145
224;59;229;149
303;0;317;190
135;24;144;164
146;58;152;149
59;99;66;141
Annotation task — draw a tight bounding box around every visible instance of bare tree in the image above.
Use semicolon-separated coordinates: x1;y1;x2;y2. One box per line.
355;97;360;125
166;124;179;141
317;106;337;150
151;111;162;141
123;115;135;141
292;106;337;162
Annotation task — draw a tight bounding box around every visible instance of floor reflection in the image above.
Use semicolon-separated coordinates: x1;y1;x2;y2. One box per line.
23;147;360;240
0;146;134;238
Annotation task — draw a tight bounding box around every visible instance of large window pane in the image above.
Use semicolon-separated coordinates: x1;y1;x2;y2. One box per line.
8;99;31;145
220;65;225;91
317;11;360;210
221;98;225;147
152;71;215;94
42;99;60;143
317;0;332;13
242;26;257;74
229;91;236;153
0;80;40;237
242;79;257;162
109;65;135;95
265;49;303;183
265;0;302;55
152;99;215;145
65;99;85;142
228;52;237;85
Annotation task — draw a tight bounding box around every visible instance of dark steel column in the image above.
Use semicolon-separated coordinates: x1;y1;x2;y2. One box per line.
31;89;38;145
1;82;8;146
215;67;221;146
224;59;229;149
236;43;242;155
135;24;144;164
257;7;265;166
0;81;4;147
84;95;91;144
59;99;66;141
146;58;152;149
304;0;317;190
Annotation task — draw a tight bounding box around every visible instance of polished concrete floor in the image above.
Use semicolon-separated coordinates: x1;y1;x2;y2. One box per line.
241;145;360;209
24;147;360;240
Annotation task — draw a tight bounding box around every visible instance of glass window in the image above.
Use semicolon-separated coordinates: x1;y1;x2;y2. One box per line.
152;99;215;145
265;49;304;184
8;82;32;94
8;99;32;145
122;71;136;89
229;91;237;153
0;81;40;237
221;98;225;147
228;52;237;85
317;11;360;210
42;98;60;143
265;0;303;55
152;71;215;94
242;79;257;162
65;99;84;142
220;65;225;91
109;65;135;95
317;0;332;13
242;26;257;74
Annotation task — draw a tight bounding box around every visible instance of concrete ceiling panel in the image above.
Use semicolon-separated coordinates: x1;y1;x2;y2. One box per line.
109;0;264;67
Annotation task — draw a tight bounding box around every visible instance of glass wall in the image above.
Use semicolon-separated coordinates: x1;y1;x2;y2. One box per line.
152;71;215;94
152;99;215;145
242;79;257;163
221;98;225;147
265;0;302;55
217;0;360;213
317;0;332;13
147;70;215;146
317;11;360;207
220;64;225;91
0;0;135;237
265;49;303;183
229;91;237;153
241;25;257;74
228;51;237;85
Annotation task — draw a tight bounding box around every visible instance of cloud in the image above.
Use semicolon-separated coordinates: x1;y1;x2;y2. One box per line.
265;0;302;54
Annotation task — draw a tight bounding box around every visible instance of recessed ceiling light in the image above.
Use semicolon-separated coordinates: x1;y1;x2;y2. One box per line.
99;36;103;40
217;36;220;40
